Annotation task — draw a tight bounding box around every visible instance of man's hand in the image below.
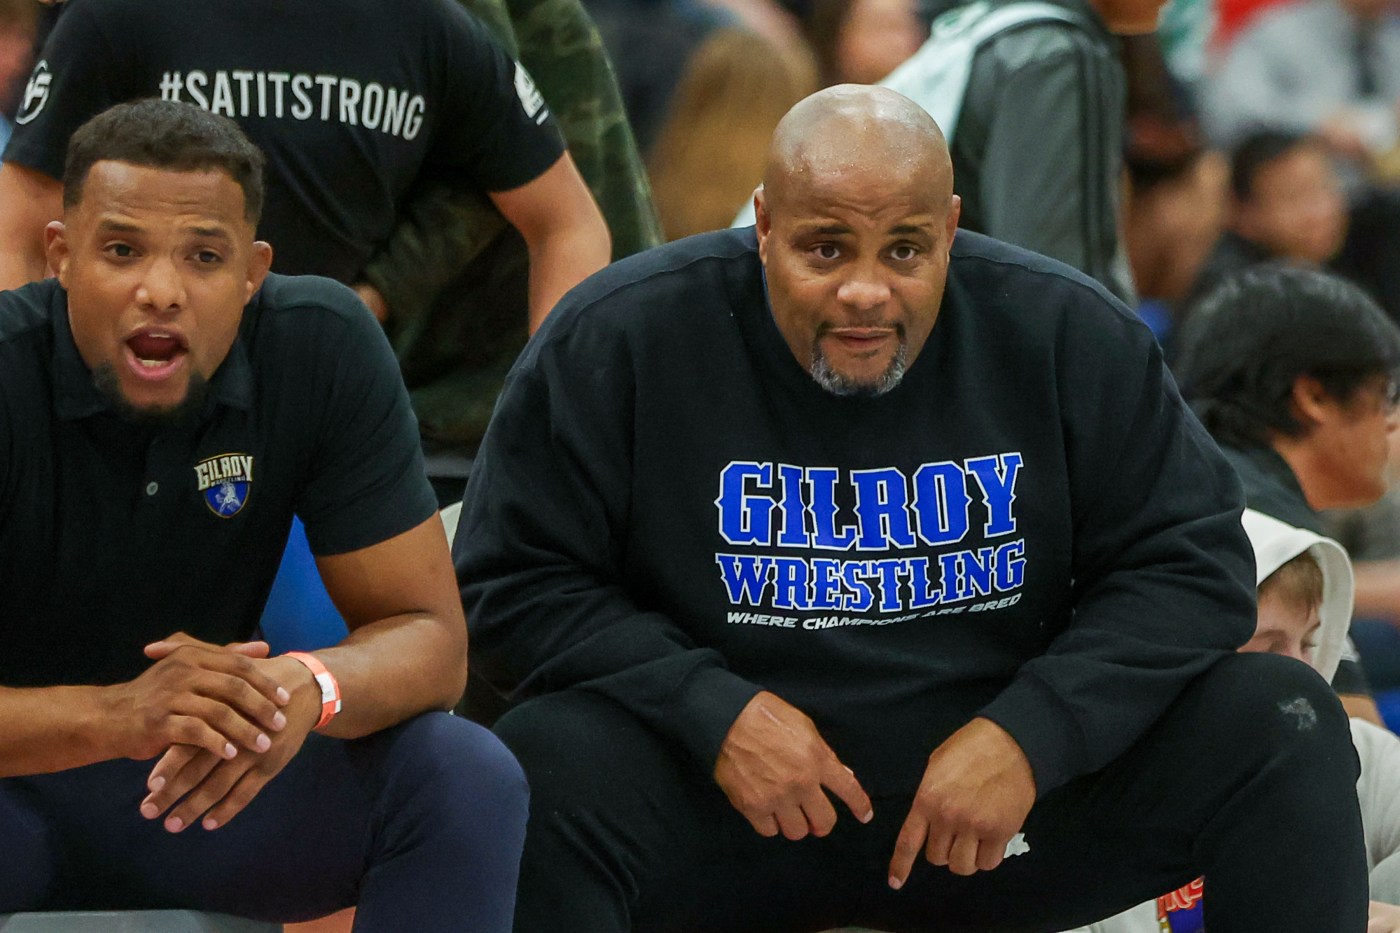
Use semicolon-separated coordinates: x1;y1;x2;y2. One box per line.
713;691;872;840
1370;901;1400;933
888;717;1036;889
98;632;292;765
138;651;322;832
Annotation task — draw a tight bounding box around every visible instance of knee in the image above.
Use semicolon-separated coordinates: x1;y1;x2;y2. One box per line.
381;712;530;827
1189;653;1356;776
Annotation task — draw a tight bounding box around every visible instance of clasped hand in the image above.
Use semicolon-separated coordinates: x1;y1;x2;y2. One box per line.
107;633;321;832
714;694;1036;890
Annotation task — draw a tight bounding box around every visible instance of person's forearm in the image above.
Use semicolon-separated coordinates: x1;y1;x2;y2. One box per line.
1350;560;1400;624
293;614;466;740
0;244;47;293
0;684;118;777
0;162;65;291
525;222;611;333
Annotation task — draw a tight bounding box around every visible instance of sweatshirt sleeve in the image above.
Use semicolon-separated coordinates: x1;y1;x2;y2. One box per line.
978;302;1257;795
455;309;762;770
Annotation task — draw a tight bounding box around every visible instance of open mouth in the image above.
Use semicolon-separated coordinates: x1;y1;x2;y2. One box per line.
124;331;189;379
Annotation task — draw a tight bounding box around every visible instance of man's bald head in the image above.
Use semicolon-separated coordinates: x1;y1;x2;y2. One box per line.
754;85;962;399
761;85;953;217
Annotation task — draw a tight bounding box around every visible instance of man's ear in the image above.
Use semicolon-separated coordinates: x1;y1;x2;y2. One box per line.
945;194;962;245
43;221;69;285
754;185;771;264
1291;374;1336;427
245;240;273;301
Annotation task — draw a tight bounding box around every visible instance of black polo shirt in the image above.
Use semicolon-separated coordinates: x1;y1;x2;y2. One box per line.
0;274;437;688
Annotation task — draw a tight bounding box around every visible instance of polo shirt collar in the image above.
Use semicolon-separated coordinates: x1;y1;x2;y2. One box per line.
50;293;254;422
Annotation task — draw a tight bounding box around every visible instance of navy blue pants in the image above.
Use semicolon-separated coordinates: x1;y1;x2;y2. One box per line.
497;653;1368;933
0;712;527;932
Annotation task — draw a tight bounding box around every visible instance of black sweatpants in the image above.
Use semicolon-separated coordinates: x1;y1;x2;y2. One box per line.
496;652;1368;932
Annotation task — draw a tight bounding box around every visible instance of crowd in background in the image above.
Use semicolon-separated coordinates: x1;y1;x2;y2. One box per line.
3;0;1400;702
5;0;1400;701
4;0;1400;927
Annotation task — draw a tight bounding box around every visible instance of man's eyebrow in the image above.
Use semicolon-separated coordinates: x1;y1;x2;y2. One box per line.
188;225;234;241
888;223;935;237
93;219;143;234
795;223;853;236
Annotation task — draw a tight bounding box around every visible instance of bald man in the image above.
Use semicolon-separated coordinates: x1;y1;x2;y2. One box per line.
456;86;1368;932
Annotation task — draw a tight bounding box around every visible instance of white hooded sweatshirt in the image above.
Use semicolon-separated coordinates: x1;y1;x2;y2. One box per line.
1059;509;1400;933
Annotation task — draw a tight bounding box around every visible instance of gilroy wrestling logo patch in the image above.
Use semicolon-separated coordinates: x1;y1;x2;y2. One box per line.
195;453;254;518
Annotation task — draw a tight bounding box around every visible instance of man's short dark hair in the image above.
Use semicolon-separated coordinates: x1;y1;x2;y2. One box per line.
1175;264;1400;448
63;99;265;223
1229;129;1312;201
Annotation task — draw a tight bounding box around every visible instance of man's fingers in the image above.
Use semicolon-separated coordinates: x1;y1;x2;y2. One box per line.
198;768;270;831
923;828;954;867
747;812;780;838
159;714;241;763
800;789;838;838
193;659;291;712
160;759;249;832
168;694;272;755
774;804;810;841
224;640;271;659
141;748;220;819
887;812;929;890
143;631;207;659
193;671;288;734
975;837;1007;873
946;833;982;876
821;759;873;824
146;744;200;792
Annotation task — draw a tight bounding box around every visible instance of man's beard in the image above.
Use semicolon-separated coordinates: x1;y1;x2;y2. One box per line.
808;330;909;398
92;362;210;427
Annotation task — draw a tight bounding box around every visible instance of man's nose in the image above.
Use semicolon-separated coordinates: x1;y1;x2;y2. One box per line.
135;256;186;313
836;275;890;310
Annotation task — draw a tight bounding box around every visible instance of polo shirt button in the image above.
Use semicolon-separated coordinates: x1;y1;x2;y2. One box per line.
145;481;159;496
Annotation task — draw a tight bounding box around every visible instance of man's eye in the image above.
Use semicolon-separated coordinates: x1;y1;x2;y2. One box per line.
195;250;222;264
812;244;840;260
890;245;919;261
107;244;134;258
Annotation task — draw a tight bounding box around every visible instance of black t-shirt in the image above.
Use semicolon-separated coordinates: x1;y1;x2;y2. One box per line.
457;227;1257;796
5;0;565;283
0;275;438;687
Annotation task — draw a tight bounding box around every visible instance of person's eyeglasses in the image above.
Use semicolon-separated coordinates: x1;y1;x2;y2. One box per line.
1382;378;1400;412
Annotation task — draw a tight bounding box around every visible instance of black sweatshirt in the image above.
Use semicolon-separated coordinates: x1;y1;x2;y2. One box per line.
455;227;1255;797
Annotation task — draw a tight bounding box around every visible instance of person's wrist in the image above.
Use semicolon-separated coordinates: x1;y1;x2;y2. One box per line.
283;652;341;729
85;683;132;759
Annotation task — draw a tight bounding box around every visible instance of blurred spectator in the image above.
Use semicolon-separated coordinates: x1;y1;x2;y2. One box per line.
1183;130;1349;313
1124;147;1228;342
1175;263;1400;724
1203;0;1400;165
1154;0;1213;95
802;0;928;85
1327;464;1400;692
648;28;817;239
896;0;1166;302
1121;32;1228;342
585;0;724;153
0;0;37;158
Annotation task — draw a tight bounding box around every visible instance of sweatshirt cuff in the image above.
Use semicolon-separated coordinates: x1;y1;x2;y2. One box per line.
978;673;1087;797
668;663;764;772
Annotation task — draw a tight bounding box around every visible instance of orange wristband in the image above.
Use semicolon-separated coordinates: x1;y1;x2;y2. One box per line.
284;651;341;729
